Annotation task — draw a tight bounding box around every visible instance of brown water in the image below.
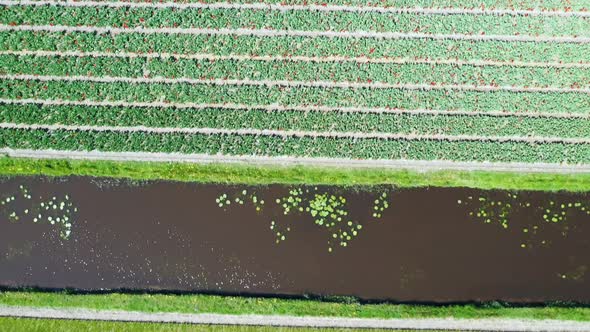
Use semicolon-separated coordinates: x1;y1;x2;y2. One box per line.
0;176;589;302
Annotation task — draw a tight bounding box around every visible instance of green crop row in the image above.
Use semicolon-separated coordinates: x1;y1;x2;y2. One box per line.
2;54;589;88
3;6;589;37
1;128;589;163
2;31;589;64
1;103;589;138
1;80;588;114
61;0;590;11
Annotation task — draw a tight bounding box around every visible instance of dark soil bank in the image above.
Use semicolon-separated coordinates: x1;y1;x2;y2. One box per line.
0;176;589;302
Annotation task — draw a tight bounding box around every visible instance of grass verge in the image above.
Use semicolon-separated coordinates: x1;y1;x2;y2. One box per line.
0;317;417;332
1;291;590;322
0;157;588;191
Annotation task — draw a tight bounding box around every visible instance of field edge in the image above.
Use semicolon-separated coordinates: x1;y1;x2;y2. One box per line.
0;156;588;191
2;291;590;322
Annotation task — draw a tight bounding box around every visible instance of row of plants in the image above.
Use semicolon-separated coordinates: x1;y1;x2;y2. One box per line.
2;80;588;114
1;103;589;138
49;0;590;11
2;31;590;64
1;128;590;163
2;54;589;88
4;6;589;37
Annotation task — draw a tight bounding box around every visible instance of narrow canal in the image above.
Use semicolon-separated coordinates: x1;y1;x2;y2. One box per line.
1;176;589;302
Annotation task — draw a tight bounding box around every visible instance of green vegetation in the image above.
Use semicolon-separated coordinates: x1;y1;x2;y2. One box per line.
0;1;589;176
4;31;590;64
1;104;589;139
2;291;590;322
9;55;585;91
0;157;588;192
3;80;588;114
3;54;590;88
30;0;589;11
3;128;590;163
0;317;409;332
4;6;590;37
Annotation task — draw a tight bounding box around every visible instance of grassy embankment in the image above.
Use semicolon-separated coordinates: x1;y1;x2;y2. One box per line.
0;157;588;191
0;317;425;332
1;291;590;322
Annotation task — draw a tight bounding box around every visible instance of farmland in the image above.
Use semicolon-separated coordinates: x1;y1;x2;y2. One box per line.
2;2;590;329
0;0;589;170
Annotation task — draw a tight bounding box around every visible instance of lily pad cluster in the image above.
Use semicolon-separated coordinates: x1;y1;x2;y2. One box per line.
276;188;304;215
216;190;265;211
458;194;523;229
216;187;391;253
372;192;389;219
1;185;78;240
542;201;589;223
459;193;589;249
305;192;363;252
269;220;290;244
307;193;347;226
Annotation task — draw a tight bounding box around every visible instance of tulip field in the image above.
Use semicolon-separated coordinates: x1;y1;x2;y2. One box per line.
0;0;589;166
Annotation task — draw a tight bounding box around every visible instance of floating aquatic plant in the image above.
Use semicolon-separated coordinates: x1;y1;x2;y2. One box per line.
460;193;590;249
215;186;392;253
542;201;589;224
269;220;290;244
215;193;231;208
216;190;264;211
1;185;78;240
458;193;525;229
276;188;304;215
371;192;389;219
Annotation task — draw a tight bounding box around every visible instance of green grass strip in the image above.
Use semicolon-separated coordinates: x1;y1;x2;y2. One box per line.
2;31;590;64
1;128;590;163
2;55;589;88
2;291;590;322
0;317;399;332
0;156;589;191
1;80;588;114
1;104;589;139
3;6;590;37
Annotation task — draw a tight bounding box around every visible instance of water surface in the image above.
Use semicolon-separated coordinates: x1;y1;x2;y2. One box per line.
0;176;589;302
